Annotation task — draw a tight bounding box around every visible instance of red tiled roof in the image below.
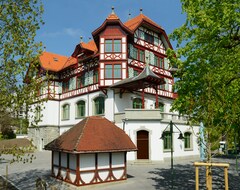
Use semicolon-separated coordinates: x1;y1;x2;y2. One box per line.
45;116;137;153
39;52;77;72
125;14;163;31
106;12;119;20
80;40;98;53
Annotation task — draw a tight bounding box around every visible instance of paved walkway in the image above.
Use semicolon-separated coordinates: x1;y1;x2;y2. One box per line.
0;151;239;190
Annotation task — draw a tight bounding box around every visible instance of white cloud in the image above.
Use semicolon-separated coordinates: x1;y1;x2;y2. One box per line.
63;28;82;37
41;28;83;38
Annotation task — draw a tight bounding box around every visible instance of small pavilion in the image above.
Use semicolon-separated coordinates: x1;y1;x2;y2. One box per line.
45;116;137;186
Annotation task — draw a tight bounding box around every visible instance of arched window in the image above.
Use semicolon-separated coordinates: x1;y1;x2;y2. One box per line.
184;132;192;149
62;104;70;120
94;96;105;115
156;102;164;112
133;98;142;109
163;131;172;150
76;100;85;118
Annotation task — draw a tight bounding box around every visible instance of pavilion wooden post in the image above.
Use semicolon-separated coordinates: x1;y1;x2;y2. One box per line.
194;162;229;190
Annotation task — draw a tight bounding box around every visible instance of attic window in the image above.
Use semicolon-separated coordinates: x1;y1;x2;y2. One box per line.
53;57;58;62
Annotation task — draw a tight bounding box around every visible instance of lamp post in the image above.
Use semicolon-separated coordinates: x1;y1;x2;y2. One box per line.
160;120;184;189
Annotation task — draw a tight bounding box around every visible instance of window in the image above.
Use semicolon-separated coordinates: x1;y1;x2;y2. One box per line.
163;132;172;150
159;84;165;90
105;64;121;79
129;45;145;62
62;104;70;120
94;97;105;115
105;39;121;53
77;75;85;88
154;55;164;68
144;33;154;44
133;98;143;109
76;101;85;118
156;102;164;112
184;132;192;149
62;80;69;93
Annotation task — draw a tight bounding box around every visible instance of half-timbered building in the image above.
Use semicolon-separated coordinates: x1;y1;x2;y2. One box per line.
28;8;200;161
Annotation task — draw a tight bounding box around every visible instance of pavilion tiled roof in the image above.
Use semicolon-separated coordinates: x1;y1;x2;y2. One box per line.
45;116;137;153
39;52;77;72
110;65;166;90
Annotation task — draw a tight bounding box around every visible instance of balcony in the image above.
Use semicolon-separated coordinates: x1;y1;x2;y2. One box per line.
114;109;188;124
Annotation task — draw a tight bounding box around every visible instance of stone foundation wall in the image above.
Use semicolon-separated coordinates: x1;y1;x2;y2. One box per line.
28;126;59;150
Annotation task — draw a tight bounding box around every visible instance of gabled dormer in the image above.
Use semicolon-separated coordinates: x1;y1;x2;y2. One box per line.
124;12;173;54
92;7;133;87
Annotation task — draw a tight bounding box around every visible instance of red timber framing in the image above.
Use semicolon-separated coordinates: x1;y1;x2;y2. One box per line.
51;151;127;186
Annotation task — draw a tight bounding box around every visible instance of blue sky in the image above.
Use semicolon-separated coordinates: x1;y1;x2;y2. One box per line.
36;0;185;57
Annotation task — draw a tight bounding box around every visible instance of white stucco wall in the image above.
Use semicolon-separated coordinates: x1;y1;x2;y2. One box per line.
124;120;199;161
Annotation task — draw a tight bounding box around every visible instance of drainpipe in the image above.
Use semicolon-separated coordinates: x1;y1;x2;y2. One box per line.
58;94;60;135
122;119;126;132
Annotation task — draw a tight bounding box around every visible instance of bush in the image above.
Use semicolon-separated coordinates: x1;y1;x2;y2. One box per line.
1;126;16;139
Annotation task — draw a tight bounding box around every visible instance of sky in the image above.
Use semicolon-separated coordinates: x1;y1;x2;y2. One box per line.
36;0;186;57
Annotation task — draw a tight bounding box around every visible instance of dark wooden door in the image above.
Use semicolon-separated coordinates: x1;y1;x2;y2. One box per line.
137;130;149;159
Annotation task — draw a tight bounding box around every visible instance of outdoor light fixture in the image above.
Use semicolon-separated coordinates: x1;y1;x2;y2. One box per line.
160;120;184;189
178;133;184;140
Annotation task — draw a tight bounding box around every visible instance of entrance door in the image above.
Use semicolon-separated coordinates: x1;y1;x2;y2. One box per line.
137;130;149;159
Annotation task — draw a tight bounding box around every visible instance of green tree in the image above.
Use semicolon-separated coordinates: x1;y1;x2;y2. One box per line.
167;0;240;160
0;0;44;123
0;0;44;162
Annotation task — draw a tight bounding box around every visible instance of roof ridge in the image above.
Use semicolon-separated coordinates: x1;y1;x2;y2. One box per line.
73;117;89;151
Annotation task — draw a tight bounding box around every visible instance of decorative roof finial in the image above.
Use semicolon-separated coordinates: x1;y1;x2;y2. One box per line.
128;10;131;20
140;8;143;14
80;36;83;43
111;6;115;14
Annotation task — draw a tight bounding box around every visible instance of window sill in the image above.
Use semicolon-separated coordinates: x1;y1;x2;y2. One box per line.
61;119;70;121
93;113;105;116
184;148;193;151
163;149;173;153
75;117;85;119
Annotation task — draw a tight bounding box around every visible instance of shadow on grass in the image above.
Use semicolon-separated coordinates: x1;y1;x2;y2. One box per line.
149;162;240;190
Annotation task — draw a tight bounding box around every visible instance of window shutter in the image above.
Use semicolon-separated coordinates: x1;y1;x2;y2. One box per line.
128;67;134;78
140;30;144;39
129;44;134;59
165;79;169;91
154;36;158;46
58;82;62;94
145;50;150;65
84;72;89;86
71;77;76;89
149;51;154;65
164;58;169;70
88;70;93;84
